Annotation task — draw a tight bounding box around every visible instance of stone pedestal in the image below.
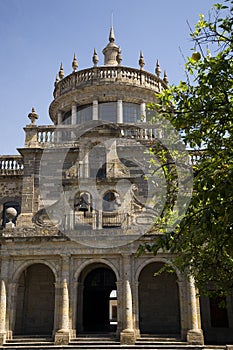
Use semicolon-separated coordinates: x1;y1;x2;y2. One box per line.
187;329;204;345
54;330;70;345
0;333;6;346
120;329;135;345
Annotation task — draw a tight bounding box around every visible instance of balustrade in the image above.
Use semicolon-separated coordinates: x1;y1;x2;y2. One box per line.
0;156;24;175
54;66;165;98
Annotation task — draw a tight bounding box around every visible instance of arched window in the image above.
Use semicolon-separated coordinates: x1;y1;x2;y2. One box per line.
74;192;92;213
103;191;121;212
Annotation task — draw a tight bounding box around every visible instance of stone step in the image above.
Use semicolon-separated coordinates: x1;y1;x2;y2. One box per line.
2;336;227;350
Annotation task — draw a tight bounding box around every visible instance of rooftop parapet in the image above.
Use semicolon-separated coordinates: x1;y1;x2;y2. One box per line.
53;65;168;100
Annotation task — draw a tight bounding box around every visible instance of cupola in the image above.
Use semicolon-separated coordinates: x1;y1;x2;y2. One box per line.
102;27;121;66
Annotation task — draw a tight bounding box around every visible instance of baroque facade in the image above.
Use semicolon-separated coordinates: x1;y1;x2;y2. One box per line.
0;28;233;347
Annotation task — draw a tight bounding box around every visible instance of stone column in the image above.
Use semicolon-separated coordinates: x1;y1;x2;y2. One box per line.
140;102;146;121
120;254;135;345
0;257;9;345
117;100;123;123
7;282;17;340
133;281;140;338
71;103;77;141
186;277;204;345
92;100;98;120
56;111;63;143
70;280;78;338
54;255;70;345
0;280;7;345
57;111;63;125
71;103;77;125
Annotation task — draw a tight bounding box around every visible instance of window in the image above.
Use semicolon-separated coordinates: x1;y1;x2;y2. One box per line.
63;110;71;125
98;102;117;122
2;201;20;227
123;103;141;123
77;105;92;124
103;191;121;212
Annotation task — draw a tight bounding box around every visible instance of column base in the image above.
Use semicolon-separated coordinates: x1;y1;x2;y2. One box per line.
0;332;6;346
187;329;204;345
54;330;70;345
120;329;135;345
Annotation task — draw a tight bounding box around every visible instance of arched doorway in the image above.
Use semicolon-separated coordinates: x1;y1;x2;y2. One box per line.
15;263;55;335
81;266;117;332
139;262;181;336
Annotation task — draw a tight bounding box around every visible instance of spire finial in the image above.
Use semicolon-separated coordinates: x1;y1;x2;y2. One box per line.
59;63;64;79
92;48;99;67
55;74;59;86
109;26;115;42
139;51;145;70
155;60;161;77
72;53;78;72
117;47;122;65
163;70;169;85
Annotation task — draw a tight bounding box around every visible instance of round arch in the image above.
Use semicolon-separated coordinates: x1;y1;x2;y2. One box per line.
135;257;182;283
75;260;119;334
74;258;120;281
12;259;58;283
14;263;55;336
137;259;181;336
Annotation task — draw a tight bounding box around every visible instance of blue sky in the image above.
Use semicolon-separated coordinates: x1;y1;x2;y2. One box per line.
0;0;217;154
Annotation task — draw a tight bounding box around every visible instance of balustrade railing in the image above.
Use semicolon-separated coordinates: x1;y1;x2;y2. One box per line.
23;124;206;167
54;66;167;98
0;156;24;175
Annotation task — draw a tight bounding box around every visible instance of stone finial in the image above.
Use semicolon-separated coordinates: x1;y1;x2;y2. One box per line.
72;53;78;72
5;207;17;228
92;48;99;67
155;60;161;77
59;63;65;79
163;70;169;85
117;47;122;65
55;74;60;86
109;26;115;42
28;107;39;124
139;51;145;70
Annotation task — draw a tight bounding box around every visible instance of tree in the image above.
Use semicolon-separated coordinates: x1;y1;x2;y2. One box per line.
144;0;233;296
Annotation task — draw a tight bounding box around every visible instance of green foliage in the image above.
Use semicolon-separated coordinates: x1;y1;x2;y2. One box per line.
144;0;233;296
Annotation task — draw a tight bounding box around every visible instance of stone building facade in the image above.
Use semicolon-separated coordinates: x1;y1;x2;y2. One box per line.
0;28;233;346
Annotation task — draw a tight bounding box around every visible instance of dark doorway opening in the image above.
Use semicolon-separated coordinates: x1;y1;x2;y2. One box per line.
15;263;55;336
83;267;117;332
139;262;181;336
